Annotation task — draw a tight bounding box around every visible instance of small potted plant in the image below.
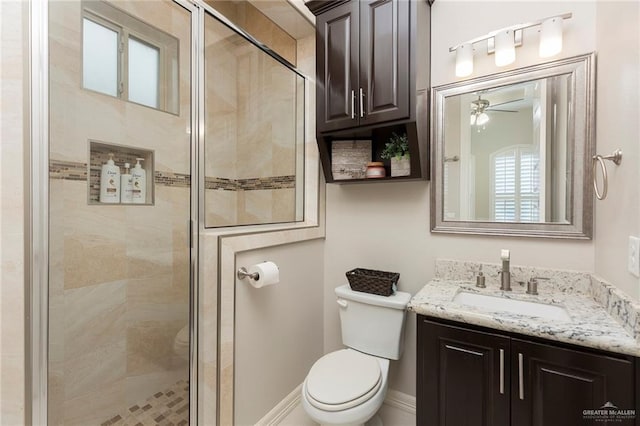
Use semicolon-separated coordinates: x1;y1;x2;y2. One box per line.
380;132;410;177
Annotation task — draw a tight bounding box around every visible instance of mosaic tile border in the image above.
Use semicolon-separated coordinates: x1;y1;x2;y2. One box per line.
50;159;190;187
101;379;189;426
204;175;296;191
50;160;294;191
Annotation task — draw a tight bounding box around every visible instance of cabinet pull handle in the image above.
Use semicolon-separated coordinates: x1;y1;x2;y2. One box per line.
444;344;483;356
499;349;505;394
359;88;365;118
351;90;356;119
518;352;524;400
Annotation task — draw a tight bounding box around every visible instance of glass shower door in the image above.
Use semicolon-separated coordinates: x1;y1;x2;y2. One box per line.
47;1;192;424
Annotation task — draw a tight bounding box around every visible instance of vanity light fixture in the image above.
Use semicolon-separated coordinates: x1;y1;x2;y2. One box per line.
539;17;563;58
494;30;516;66
455;43;474;77
451;12;571;77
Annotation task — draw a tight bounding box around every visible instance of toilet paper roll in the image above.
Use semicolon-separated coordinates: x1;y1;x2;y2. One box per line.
247;261;279;288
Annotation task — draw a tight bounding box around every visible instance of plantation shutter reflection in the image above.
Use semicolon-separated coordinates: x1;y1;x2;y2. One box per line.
493;147;539;222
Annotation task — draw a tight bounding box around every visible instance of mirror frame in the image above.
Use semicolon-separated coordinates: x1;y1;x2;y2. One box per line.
431;53;596;239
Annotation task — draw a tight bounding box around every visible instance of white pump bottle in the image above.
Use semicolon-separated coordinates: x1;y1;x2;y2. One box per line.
131;158;146;204
99;153;121;203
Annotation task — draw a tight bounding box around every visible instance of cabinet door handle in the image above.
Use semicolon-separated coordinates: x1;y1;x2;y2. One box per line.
351;90;356;119
518;352;524;400
499;349;505;394
359;88;365;118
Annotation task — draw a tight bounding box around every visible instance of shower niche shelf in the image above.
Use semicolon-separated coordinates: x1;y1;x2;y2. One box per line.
89;140;155;205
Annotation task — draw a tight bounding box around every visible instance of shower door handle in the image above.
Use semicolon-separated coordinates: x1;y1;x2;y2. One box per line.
351;90;356;119
359;88;365;118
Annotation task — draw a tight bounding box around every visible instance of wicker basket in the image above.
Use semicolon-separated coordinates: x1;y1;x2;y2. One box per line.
345;268;400;296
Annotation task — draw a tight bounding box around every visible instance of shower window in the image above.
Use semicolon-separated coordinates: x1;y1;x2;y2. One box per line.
81;1;179;113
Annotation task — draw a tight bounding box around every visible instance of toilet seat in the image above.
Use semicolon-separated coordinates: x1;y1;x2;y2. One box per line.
305;349;382;412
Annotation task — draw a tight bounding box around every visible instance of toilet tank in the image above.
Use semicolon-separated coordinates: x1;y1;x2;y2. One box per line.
335;284;412;360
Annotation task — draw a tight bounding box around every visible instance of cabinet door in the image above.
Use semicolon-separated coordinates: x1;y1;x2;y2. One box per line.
316;1;359;133
511;338;636;426
359;0;410;126
418;318;510;426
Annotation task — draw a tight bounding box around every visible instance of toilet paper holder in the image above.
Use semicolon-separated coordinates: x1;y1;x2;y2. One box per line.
237;267;259;281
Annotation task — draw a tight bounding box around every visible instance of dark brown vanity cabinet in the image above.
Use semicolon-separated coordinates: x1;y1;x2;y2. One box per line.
418;317;638;426
314;0;411;132
418;318;510;426
307;0;431;183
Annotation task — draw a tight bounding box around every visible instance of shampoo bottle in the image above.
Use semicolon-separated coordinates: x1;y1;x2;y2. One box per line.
131;158;146;204
120;162;133;203
99;153;121;203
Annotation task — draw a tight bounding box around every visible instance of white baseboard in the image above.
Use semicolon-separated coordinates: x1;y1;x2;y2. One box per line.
382;389;416;415
256;384;303;426
256;385;416;425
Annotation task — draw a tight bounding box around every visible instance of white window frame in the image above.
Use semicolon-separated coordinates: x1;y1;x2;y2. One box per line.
490;145;540;223
82;4;177;113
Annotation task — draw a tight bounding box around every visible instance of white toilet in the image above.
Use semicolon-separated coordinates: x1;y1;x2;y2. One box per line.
301;284;411;426
173;325;190;362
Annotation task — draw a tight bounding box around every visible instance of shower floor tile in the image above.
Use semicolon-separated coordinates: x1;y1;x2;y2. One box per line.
101;380;189;426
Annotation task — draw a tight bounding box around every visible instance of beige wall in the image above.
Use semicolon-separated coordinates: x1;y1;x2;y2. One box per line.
234;239;324;425
594;1;640;301
0;1;27;424
324;0;606;398
48;1;191;424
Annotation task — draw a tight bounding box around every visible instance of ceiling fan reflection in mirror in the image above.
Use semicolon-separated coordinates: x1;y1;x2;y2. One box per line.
469;95;521;126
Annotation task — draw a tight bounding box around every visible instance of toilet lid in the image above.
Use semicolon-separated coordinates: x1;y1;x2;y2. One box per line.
306;349;381;411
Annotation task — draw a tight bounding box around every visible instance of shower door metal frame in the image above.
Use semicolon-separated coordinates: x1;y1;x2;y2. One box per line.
29;0;50;424
29;0;201;424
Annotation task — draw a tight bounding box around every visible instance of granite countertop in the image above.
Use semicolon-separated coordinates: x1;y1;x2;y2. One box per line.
409;277;640;357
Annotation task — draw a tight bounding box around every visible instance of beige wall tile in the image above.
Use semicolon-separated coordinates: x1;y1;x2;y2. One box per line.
1;1;26;422
63;281;127;354
126;320;185;376
272;189;296;222
64;340;127;400
62;379;125;426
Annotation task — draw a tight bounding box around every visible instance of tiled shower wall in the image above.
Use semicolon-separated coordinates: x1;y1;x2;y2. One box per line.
48;1;191;424
204;3;300;227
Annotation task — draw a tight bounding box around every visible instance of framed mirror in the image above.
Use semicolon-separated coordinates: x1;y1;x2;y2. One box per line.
431;53;595;238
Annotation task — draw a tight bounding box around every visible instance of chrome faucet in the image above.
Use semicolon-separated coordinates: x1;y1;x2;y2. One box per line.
498;249;511;291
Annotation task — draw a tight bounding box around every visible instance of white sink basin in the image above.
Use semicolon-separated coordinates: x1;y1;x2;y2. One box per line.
453;291;571;322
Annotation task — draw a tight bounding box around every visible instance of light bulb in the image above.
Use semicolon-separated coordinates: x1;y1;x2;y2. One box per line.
495;30;515;67
455;43;474;77
539;17;563;58
470;113;477;125
476;112;490;126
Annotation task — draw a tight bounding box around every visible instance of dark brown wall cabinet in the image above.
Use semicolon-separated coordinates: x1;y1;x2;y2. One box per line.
418;316;638;426
307;0;431;183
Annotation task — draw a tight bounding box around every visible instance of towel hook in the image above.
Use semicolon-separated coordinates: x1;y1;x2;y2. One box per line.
592;149;622;200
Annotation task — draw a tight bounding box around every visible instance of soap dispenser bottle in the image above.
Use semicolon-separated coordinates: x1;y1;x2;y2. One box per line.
131;158;146;204
99;153;121;203
120;162;133;203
